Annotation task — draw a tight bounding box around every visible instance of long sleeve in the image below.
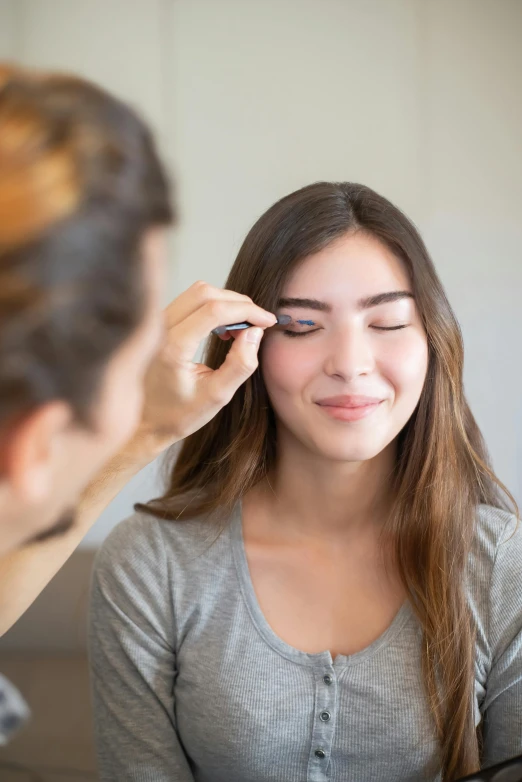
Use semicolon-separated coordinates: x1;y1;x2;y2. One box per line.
481;515;522;768
89;516;195;782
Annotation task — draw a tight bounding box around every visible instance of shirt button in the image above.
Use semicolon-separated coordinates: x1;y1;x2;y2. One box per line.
323;674;333;685
320;710;331;722
315;748;326;759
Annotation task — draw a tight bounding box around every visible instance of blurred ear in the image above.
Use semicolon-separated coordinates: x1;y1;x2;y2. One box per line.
1;401;73;503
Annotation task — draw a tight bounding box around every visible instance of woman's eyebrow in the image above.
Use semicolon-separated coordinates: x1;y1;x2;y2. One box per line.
277;297;331;311
358;291;414;310
277;291;413;312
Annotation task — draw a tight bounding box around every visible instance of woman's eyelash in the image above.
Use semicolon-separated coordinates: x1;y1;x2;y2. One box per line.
283;328;320;338
283;325;408;338
371;325;408;331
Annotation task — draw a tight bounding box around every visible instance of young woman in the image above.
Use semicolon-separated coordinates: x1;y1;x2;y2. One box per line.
90;182;522;782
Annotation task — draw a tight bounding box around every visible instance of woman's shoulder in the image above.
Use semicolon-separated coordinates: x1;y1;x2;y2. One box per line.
471;503;521;572
90;507;240;642
469;504;522;658
94;506;236;582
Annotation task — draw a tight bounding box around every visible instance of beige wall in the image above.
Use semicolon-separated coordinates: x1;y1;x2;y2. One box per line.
0;0;18;57
1;1;521;554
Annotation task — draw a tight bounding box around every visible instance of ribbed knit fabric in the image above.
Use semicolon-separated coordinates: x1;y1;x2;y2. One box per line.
89;504;522;782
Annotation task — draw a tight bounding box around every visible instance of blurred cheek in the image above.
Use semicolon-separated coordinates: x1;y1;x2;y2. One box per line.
97;310;163;448
92;358;146;456
97;395;139;458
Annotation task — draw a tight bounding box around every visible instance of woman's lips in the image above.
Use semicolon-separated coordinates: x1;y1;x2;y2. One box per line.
315;395;383;422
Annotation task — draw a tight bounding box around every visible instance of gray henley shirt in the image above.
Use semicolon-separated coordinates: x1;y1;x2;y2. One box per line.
89;503;522;781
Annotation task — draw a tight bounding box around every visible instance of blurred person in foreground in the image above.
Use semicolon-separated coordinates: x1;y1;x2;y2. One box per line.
0;64;275;740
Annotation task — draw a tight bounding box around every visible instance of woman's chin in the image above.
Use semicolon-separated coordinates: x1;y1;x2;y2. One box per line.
277;417;394;464
302;434;391;465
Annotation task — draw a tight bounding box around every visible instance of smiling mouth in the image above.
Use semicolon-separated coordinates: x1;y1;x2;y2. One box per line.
315;398;383;422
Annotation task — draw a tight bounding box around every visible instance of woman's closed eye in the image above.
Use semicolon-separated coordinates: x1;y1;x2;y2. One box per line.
371;324;410;331
283;327;321;337
282;323;410;337
279;317;320;337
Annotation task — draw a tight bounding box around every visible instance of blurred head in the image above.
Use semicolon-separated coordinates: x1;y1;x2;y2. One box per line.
0;63;174;554
144;182;516;781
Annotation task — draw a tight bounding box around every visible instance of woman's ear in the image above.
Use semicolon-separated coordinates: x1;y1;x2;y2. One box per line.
1;401;73;503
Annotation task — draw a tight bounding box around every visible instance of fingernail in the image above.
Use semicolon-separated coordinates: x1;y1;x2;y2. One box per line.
246;327;263;344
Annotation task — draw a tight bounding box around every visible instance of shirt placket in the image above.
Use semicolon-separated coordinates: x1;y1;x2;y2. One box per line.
306;662;338;781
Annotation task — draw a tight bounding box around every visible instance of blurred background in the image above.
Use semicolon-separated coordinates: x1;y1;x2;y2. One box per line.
0;0;521;779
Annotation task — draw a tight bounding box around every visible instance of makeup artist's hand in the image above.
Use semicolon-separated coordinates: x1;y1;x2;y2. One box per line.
128;281;276;457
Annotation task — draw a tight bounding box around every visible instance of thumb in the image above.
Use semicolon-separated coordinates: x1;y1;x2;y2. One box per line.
206;327;263;406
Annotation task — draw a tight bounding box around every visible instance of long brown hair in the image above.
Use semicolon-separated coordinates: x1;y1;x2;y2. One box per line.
0;63;174;428
139;182;517;780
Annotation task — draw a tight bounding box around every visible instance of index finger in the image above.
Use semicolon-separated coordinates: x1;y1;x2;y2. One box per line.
168;299;277;361
163;281;253;330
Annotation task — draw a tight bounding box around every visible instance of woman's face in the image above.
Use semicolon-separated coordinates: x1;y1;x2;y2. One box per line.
261;232;429;464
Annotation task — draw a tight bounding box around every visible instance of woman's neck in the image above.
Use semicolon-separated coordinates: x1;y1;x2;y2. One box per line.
252;436;397;542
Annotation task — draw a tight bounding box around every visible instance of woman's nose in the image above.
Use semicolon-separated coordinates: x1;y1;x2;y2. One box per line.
323;328;375;382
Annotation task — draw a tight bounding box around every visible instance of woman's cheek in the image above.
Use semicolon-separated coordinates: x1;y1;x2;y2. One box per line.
261;339;316;395
261;344;294;395
380;332;428;390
